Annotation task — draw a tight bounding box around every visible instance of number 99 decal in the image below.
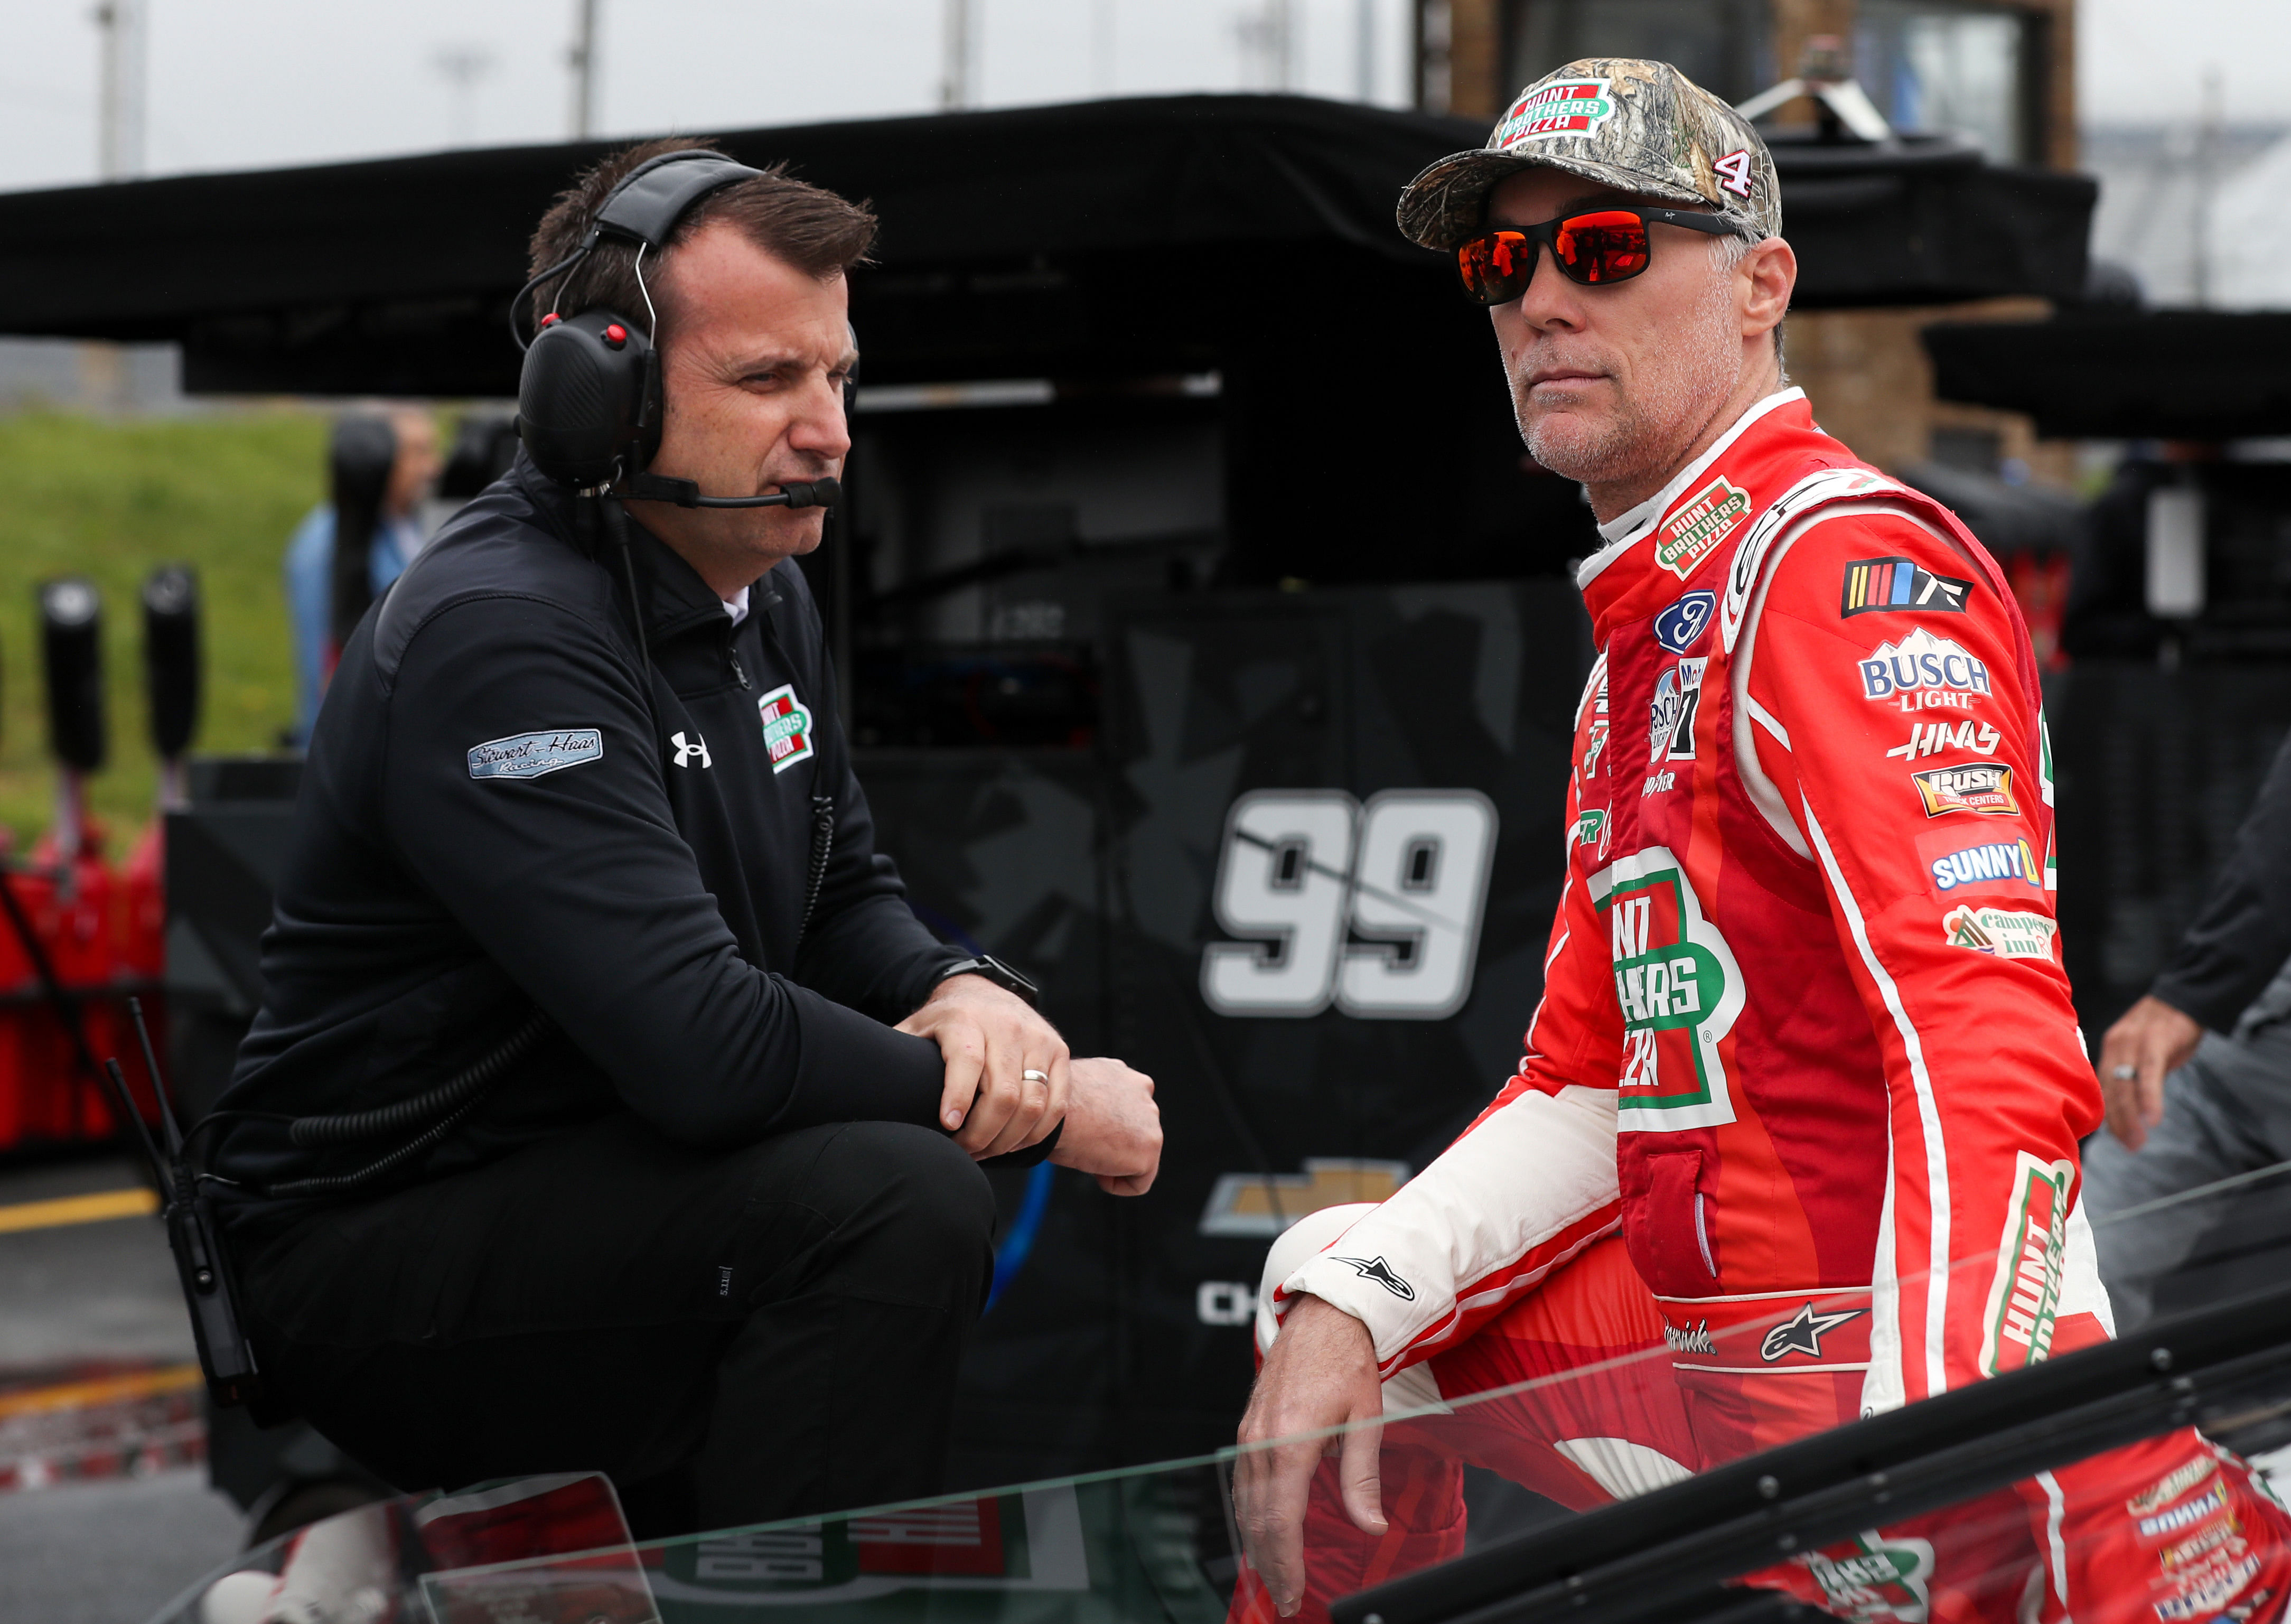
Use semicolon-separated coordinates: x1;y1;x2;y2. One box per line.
1200;789;1498;1020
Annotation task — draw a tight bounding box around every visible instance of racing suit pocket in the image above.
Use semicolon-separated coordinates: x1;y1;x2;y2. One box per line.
1624;1149;1720;1298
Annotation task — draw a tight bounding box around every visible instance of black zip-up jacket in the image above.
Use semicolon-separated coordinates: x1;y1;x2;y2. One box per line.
212;458;973;1231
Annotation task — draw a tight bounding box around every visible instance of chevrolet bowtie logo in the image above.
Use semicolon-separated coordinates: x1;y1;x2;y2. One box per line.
1333;1255;1416;1301
1760;1301;1865;1362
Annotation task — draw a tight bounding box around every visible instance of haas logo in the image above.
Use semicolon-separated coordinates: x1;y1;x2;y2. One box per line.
670;731;712;770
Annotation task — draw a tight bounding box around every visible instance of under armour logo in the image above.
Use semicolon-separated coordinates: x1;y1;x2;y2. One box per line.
670;730;712;769
1333;1255;1416;1301
1760;1301;1865;1362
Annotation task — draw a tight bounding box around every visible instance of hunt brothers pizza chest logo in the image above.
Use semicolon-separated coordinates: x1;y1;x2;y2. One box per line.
1494;78;1615;145
1655;478;1752;579
1981;1152;2071;1375
758;684;816;773
1592;847;1744;1131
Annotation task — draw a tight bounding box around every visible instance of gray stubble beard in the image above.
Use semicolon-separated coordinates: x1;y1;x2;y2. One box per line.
1508;260;1745;494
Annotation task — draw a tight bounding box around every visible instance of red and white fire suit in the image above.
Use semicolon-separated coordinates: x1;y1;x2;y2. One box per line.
1233;392;2291;1624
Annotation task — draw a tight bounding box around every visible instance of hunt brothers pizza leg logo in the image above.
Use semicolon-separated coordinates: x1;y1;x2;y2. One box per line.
1591;847;1743;1131
1800;1533;1937;1624
1980;1152;2072;1375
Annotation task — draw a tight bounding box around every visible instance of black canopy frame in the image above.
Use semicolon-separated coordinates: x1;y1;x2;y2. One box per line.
0;94;2096;399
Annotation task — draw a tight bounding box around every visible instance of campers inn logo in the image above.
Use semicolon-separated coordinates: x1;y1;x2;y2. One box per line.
1494;79;1616;146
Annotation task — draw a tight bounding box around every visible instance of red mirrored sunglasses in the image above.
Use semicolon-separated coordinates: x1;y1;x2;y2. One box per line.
1455;208;1748;304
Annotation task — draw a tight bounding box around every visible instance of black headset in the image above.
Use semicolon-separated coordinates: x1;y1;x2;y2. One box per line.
510;148;839;514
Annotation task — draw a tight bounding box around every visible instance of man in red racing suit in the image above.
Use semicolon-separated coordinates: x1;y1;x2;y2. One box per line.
1229;55;2291;1624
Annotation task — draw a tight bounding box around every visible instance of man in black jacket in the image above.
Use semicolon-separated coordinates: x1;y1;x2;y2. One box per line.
2086;729;2291;1325
210;140;1160;1533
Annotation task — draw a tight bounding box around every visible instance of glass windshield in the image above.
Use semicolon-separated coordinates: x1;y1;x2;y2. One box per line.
154;1157;2291;1624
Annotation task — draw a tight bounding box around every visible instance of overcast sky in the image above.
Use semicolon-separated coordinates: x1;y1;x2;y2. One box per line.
0;0;2284;197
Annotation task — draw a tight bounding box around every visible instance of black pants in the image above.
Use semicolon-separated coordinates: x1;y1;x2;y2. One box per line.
241;1114;996;1537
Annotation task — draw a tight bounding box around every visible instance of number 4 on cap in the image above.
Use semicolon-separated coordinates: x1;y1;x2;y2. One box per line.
1714;150;1755;199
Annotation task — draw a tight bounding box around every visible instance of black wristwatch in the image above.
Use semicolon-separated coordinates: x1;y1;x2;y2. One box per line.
938;954;1040;1007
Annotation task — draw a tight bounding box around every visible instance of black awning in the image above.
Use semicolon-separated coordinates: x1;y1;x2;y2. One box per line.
1926;310;2291;441
0;95;2097;395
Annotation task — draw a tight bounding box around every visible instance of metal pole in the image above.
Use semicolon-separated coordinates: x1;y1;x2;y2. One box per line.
1093;0;1116;95
569;0;599;139
1355;0;1375;101
942;0;972;110
95;0;144;181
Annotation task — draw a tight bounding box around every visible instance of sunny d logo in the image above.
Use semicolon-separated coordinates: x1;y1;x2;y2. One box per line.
1494;78;1615;146
1591;847;1743;1131
758;684;816;773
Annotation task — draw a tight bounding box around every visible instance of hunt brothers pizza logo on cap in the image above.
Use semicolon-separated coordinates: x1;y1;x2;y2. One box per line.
1592;846;1744;1132
1493;78;1615;146
1654;477;1752;580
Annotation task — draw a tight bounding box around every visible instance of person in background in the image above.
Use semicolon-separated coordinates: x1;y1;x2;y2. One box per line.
2086;729;2291;1326
284;407;440;744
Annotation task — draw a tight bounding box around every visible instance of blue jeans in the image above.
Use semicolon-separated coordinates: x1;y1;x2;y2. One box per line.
2081;1019;2291;1328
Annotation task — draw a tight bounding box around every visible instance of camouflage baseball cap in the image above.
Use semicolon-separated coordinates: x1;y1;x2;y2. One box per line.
1397;58;1781;251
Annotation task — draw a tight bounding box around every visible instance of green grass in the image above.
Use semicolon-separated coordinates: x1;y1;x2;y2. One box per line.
0;410;326;847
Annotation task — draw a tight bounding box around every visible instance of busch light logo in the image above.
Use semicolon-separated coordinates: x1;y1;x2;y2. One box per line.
1653;591;1716;654
1858;629;1991;703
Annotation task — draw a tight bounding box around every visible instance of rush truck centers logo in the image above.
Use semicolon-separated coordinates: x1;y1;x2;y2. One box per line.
1911;762;2018;817
1654;477;1752;580
1494;79;1615;145
1980;1152;2072;1375
1591;847;1744;1131
758;684;816;773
